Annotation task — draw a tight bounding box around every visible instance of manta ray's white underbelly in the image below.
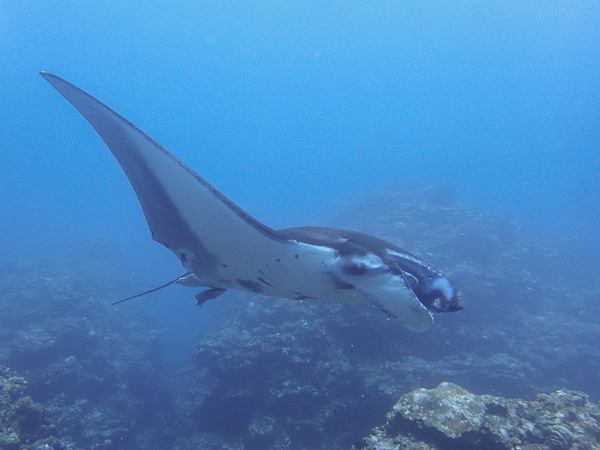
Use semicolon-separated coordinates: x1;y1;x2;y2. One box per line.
184;241;371;306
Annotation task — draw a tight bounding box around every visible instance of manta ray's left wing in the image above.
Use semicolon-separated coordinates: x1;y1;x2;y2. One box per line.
40;72;303;290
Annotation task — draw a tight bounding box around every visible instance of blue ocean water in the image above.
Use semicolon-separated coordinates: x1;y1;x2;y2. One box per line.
1;2;599;447
3;1;598;258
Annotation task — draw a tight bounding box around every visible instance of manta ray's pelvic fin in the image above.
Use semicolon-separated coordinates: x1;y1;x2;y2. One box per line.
195;288;227;307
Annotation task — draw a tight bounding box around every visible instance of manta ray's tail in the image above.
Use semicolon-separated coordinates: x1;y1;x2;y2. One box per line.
112;273;191;305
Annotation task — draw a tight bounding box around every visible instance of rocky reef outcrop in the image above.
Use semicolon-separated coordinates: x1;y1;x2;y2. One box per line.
355;381;600;449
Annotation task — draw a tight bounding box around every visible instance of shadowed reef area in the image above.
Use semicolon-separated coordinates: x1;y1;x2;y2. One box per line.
1;184;598;449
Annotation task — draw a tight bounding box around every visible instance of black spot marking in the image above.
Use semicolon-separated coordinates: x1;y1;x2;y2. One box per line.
257;277;274;287
295;254;299;259
222;263;228;268
276;258;281;263
236;279;264;293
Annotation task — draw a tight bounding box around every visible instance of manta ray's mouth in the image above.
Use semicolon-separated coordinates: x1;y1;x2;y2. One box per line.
405;272;463;313
427;290;464;313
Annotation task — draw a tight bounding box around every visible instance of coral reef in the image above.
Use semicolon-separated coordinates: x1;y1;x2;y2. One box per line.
0;254;174;448
172;298;381;449
0;364;79;449
354;381;600;449
1;183;598;449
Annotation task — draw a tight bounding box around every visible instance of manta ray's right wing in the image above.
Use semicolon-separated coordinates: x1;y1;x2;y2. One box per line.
40;72;298;288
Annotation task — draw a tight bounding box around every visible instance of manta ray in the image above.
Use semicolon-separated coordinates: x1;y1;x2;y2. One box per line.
41;72;462;331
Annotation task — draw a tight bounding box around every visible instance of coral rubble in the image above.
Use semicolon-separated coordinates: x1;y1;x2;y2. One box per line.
355;382;600;449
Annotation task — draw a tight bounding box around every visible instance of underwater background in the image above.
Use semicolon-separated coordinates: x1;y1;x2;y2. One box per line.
1;1;599;449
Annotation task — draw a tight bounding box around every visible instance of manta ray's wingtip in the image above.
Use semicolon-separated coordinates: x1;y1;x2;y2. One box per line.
40;72;77;91
39;72;66;85
39;72;64;89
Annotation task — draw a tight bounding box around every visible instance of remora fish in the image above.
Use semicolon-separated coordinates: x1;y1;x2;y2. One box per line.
41;72;463;331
